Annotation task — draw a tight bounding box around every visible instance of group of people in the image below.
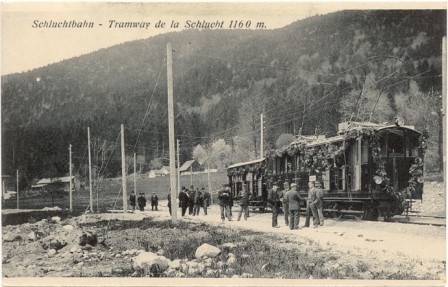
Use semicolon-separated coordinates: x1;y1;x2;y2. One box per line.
268;180;324;230
129;191;159;212
175;186;211;216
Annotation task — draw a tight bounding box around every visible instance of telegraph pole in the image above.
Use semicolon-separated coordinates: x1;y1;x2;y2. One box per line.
177;139;180;197
121;124;128;213
69;144;73;212
167;42;178;222
16;169;19;210
134;152;137;195
88;127;93;213
260;113;264;159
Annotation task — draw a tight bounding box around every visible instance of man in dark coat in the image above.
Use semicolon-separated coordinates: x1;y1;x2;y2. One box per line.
138;193;147;211
267;182;281;228
129;191;136;211
178;187;189;216
188;187;195;215
286;183;302;230
193;188;202;216
304;182;319;228
237;183;250;221
281;182;290;226
167;190;172;216
201;188;210;215
218;185;232;222
151;192;159;211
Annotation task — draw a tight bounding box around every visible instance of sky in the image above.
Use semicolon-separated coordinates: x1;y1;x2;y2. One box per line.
1;2;445;75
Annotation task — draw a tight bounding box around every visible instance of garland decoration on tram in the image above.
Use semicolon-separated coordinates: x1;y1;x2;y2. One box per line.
407;130;429;197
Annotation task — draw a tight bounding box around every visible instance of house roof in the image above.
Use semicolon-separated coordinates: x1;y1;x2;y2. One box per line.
150;170;166;175
36;176;75;185
179;160;197;172
160;166;170;171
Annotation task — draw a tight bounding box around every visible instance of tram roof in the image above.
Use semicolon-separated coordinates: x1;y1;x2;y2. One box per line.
227;158;265;169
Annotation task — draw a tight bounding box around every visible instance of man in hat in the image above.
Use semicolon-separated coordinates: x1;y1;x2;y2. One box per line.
218;185;232;222
314;181;324;226
129;191;136;211
167;189;172;216
151;192;159;211
178;187;189;216
193;187;202;216
286;183;302;230
188;186;195;215
281;182;290;226
201;187;210;215
304;181;318;228
267;182;281;228
237;182;250;221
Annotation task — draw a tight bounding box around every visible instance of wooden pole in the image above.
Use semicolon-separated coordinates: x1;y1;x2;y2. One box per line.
69;144;73;212
134;152;137;195
260;113;264;159
207;162;212;204
190;165;193;187
167;42;177;221
16;169;19;210
177;139;180;197
121;124;128;213
88;127;93;213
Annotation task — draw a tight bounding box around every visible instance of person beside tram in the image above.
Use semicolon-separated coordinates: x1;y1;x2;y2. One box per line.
218;185;232;222
304;181;319;228
314;181;325;226
281;182;290;226
237;183;250;221
267;182;281;228
286;183;302;230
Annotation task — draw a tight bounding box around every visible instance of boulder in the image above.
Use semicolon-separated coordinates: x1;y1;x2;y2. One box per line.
227;256;237;266
241;273;254;278
51;216;61;223
79;231;97;246
156;249;165;256
63;225;74;231
195;243;221;259
27;231;38;241
205;269;215;277
132;252;170;272
48;249;57;257
50;238;67;250
4;232;22;242
168;259;182;270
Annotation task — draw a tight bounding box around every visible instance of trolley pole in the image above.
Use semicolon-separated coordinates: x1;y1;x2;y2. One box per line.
134;152;137;195
260;113;264;159
121;124;128;213
16;169;19;210
69;144;73;212
88;127;93;213
177;139;180;197
167;42;178;222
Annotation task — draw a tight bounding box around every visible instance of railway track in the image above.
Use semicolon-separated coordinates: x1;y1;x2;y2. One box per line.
389;214;446;227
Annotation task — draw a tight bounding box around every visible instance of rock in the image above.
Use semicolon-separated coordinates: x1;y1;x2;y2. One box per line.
77;262;84;267
227;256;237;266
187;267;199;275
63;225;74;231
70;246;78;253
27;231;37;241
50;238;67;250
226;268;235;276
48;249;57;257
51;216;61;223
231;275;240;278
359;271;374;280
132;252;170;272
195;243;221;259
241;254;250;259
216;261;225;269
82;245;93;251
115;254;121;258
131;271;139;277
168;259;182;270
156;249;165;256
186;261;199;269
4;232;22;242
241;273;254;278
206;269;215;277
261;263;269;271
228;253;236;258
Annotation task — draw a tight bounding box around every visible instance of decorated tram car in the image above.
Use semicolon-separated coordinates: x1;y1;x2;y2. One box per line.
227;121;427;220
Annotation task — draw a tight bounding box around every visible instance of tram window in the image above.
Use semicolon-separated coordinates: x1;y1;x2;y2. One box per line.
361;140;369;164
388;132;404;155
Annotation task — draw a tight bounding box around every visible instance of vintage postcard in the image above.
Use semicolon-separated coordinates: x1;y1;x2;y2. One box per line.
1;1;446;286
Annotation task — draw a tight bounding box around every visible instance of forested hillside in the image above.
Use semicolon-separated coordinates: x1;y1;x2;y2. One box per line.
2;10;445;187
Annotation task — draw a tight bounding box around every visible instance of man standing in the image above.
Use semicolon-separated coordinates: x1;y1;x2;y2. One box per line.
314;181;325;226
179;187;189;216
304;182;318;228
201;187;210;215
167;189;172;216
188;187;195;215
193;188;202;216
151;192;159;211
286;183;302;230
218;185;232;222
281;182;290;226
267;182;281;228
129;191;136;211
237;183;250;221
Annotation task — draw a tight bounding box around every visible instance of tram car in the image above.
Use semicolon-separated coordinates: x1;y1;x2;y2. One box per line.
227;121;427;220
